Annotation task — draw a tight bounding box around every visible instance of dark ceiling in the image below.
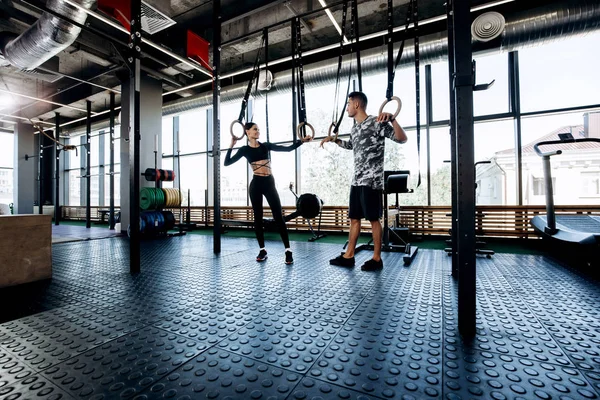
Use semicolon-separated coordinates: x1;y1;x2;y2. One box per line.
0;0;555;134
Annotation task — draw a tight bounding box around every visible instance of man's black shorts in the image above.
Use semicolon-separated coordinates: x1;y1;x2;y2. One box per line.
348;185;382;221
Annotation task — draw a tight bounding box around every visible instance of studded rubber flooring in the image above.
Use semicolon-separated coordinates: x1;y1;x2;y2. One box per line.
0;235;599;399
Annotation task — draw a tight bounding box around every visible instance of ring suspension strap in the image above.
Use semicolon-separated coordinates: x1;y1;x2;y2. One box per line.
385;0;421;188
351;0;362;91
238;34;265;125
294;17;308;137
413;0;421;188
331;0;349;134
291;20;297;141
264;28;270;143
386;0;413;101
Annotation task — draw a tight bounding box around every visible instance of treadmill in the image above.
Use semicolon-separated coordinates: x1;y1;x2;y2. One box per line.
530;134;600;246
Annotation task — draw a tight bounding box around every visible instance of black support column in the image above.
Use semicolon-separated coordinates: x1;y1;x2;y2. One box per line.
212;0;222;254
54;114;60;225
425;65;432;206
109;92;116;230
86;100;92;229
38;134;43;214
129;0;142;273
447;1;458;273
509;51;523;205
451;0;476;338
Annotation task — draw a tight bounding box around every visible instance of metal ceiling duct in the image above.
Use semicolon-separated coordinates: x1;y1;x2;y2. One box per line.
163;0;600;117
2;0;96;71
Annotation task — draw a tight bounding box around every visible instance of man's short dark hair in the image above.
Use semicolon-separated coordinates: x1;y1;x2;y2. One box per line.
348;91;368;109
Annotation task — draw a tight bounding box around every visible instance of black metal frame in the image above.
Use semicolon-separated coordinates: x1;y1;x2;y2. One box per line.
213;0;222;254
86;100;92;229
450;0;476;338
54;114;60;226
128;0;142;274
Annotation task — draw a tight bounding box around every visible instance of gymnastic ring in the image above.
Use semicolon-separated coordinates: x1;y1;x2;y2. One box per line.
296;122;315;140
327;122;339;142
230;120;245;140
378;96;402;120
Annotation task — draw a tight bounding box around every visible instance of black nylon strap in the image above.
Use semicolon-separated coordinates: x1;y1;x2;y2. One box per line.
332;0;349;129
238;35;265;123
294;18;307;133
386;0;414;100
264;28;270;142
413;0;421;188
351;0;362;91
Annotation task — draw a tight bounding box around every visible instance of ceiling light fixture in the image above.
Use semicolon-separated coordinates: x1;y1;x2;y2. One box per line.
0;88;97;115
318;0;349;44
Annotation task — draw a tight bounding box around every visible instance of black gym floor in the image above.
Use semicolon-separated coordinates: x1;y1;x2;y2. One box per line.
0;235;599;399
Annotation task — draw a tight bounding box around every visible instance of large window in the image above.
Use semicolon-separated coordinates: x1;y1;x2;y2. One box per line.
221;153;247;206
270;149;297;207
474;120;516;205
180;154;207;207
252;92;296;144
179;111;206;154
428;127;452;206
520;111;600;205
473;53;509;117
0;133;13;204
162;117;173;155
581;172;600;197
519;32;600;113
301;140;353;206
430;62;450;122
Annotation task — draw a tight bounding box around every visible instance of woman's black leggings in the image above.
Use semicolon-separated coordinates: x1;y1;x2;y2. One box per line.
249;175;290;249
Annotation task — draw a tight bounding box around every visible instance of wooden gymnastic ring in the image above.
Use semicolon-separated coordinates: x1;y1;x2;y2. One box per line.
378;96;402;120
230;120;245;140
296;122;315;140
327;122;339;142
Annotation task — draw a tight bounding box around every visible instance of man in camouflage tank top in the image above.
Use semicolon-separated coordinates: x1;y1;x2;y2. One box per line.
320;92;408;271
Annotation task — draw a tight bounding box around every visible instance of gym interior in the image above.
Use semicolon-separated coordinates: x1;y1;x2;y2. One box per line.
0;0;599;398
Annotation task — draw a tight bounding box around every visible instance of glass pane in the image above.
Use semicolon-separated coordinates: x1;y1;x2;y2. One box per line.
104;164;120;206
180;154;207;207
473;53;509;116
0;132;13;168
103;131;119;166
221;151;248;206
305;81;354;141
90;166;99;206
68;170;81;206
0;167;13;204
162;117;173;156
429;127;452;205
91;134;100;166
392;66;427;127
519;32;600;113
69;137;81;168
474;119;516;205
300;140;353;206
179;110;206;154
252;92;295;143
385;127;426;205
520;111;600;205
270;149;297;207
431;62;450;122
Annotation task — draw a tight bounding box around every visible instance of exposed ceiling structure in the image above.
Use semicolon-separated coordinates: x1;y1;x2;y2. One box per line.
0;0;594;135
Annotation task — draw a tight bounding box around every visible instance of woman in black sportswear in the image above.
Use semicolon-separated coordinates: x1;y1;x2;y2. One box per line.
224;122;311;264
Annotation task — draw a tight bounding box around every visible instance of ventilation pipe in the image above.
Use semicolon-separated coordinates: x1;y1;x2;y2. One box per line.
1;0;96;71
162;0;600;116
